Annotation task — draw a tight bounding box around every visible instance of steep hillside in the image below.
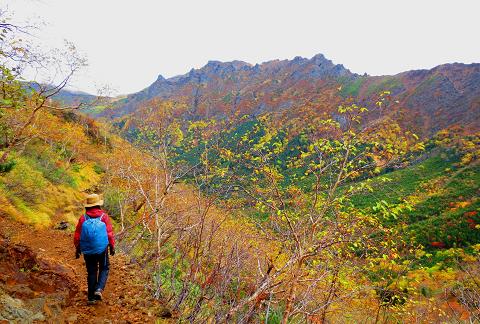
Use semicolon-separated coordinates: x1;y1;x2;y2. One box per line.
100;54;480;137
2;27;479;320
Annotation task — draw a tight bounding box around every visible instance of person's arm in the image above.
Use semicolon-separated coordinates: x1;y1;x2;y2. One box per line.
74;215;85;248
102;213;115;249
73;215;84;258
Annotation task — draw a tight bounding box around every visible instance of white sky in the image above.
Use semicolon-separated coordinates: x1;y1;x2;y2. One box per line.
4;0;480;95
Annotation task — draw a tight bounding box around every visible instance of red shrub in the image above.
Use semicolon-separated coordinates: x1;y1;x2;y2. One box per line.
430;241;446;248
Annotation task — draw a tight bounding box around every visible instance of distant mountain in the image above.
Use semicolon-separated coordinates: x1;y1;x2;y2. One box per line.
22;83;97;107
352;63;480;135
102;54;354;117
51;89;123;116
99;54;480;137
52;89;97;106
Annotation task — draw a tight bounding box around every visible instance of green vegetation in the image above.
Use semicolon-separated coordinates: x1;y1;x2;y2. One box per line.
339;77;366;97
413;74;440;94
81;104;107;116
350;154;456;209
365;76;404;97
175;117;480;266
0;159;15;173
0;143;101;225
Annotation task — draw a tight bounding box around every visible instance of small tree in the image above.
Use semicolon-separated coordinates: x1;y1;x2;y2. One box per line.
210;93;420;322
0;9;87;163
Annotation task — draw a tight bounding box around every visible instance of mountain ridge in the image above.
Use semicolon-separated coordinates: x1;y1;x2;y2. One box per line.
73;53;479;137
126;57;480;97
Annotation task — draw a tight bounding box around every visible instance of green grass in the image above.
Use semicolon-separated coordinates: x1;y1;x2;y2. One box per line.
405;163;480;247
365;76;404;97
350;154;456;209
1;155;48;205
81;105;108;116
339;77;366;97
349;151;480;251
412;75;440;95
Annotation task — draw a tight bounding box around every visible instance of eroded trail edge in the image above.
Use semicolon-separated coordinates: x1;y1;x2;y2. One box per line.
0;215;172;323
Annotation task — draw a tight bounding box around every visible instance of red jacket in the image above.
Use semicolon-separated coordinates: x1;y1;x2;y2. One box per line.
74;207;115;249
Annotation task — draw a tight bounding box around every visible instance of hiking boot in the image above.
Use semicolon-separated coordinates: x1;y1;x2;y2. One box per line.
94;289;102;301
87;299;97;305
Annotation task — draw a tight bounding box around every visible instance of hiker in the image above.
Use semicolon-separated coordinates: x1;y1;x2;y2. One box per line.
74;193;115;305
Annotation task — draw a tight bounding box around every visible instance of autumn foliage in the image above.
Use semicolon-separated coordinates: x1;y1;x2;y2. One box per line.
1;13;480;323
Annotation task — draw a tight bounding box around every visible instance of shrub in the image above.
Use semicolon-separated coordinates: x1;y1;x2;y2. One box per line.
23;146;77;187
2;158;47;205
0;159;16;173
46;166;77;187
103;188;125;222
71;163;81;172
93;163;105;174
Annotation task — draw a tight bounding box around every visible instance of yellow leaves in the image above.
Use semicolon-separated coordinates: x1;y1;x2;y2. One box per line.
349;170;360;178
457;201;471;209
415;249;426;258
337;104;368;120
460;152;473;166
219;148;234;159
188;120;210;132
253;127;278;152
413;142;425;152
461;254;477;263
258;165;284;182
167;122;184;146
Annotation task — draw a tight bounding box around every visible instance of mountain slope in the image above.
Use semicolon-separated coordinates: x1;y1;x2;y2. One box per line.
102;54;354;120
100;54;480;137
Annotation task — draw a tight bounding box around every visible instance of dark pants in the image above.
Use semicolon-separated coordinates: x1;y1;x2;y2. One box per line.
83;249;109;300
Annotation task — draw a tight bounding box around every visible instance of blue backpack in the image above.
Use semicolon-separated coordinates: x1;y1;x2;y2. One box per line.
80;214;109;255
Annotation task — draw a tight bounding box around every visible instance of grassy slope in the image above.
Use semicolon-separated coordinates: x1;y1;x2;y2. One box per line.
0;154;99;227
0;152;103;228
0;112;109;228
351;153;480;249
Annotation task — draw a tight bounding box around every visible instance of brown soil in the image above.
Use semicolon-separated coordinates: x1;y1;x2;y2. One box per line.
0;214;173;323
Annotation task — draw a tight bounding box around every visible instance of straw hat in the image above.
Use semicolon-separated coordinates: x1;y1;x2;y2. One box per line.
84;193;104;208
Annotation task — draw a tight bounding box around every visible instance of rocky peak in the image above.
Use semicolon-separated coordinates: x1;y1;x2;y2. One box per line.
309;53;351;78
155;74;166;82
310;53;330;65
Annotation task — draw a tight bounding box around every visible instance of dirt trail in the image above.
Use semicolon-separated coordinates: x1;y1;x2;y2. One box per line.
0;213;172;323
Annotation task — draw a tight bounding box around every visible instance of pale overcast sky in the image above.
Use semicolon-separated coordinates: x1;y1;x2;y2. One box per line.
4;0;480;95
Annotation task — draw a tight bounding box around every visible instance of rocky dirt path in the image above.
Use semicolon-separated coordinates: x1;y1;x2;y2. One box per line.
0;214;173;323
